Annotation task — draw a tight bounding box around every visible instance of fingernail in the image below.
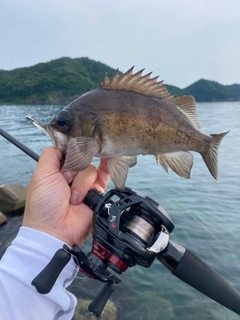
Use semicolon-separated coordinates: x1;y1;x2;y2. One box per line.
70;190;81;205
62;171;73;184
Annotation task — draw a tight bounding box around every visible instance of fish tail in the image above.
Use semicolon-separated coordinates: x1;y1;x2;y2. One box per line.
200;131;229;179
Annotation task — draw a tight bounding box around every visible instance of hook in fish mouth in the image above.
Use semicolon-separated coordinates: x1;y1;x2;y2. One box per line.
26;115;51;137
26;114;69;154
26;115;35;123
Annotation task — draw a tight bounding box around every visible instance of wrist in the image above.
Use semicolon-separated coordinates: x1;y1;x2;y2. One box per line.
0;226;77;283
0;227;78;311
22;220;73;246
23;205;93;247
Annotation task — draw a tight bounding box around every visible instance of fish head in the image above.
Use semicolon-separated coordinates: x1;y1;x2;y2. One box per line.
26;109;76;154
27;104;102;174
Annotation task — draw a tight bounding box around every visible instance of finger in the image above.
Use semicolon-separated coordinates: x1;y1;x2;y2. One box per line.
36;147;62;176
62;171;78;184
70;164;97;205
92;158;110;192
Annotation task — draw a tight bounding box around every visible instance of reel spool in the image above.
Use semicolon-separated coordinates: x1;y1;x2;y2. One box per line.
83;188;174;273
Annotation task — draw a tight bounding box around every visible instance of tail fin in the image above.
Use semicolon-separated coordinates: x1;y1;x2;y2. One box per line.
201;131;229;179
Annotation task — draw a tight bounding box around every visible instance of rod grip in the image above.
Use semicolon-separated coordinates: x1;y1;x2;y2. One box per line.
31;249;71;294
172;249;240;315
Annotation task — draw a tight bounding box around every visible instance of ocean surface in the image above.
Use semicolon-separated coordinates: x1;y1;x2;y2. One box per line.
0;102;240;319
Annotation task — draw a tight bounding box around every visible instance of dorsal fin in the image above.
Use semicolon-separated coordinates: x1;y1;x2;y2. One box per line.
100;67;200;130
168;96;201;130
100;66;172;100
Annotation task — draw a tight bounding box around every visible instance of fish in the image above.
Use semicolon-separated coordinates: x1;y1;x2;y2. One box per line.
26;66;229;190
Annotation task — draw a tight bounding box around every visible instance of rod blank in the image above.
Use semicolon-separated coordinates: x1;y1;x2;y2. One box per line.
0;127;39;162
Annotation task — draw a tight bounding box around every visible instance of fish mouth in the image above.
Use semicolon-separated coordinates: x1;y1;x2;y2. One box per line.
26;115;68;153
26;115;51;137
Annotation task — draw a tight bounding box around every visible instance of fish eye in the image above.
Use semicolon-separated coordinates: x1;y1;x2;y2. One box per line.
55;110;72;132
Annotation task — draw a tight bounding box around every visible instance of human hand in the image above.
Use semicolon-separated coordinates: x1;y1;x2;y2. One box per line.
23;147;109;247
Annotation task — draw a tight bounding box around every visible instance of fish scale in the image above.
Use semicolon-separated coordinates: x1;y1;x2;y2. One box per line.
26;67;229;190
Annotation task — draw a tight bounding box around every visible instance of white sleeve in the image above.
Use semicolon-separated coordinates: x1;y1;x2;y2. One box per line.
0;226;78;320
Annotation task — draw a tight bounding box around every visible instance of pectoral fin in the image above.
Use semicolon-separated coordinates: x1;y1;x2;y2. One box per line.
63;137;99;172
156;151;193;178
107;157;129;190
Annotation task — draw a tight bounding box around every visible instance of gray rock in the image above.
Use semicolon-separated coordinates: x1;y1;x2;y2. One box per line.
72;298;117;320
0;184;27;214
0;211;7;225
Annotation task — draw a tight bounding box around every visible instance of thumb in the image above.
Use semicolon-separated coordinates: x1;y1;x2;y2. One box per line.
35;146;62;176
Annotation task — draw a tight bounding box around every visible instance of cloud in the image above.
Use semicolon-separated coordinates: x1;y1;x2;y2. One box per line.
0;0;239;87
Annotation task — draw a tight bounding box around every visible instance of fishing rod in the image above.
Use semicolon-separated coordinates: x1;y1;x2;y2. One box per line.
0;127;39;162
1;126;240;318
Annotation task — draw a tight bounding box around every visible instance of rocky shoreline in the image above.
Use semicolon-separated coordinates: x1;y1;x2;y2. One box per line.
0;184;27;226
0;183;26;257
0;211;7;225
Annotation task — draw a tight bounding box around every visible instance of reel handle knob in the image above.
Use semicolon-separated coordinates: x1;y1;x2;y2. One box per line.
88;281;117;317
31;248;71;294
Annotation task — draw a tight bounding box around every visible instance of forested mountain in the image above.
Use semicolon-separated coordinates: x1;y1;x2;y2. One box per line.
183;79;240;102
0;57;239;104
0;57;116;104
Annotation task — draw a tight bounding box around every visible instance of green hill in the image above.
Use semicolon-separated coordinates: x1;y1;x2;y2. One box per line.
0;57;239;103
166;84;185;97
184;79;240;102
0;57;117;104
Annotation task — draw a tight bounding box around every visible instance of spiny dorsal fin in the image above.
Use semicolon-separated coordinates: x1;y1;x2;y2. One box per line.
101;73;110;87
100;67;200;130
100;66;172;100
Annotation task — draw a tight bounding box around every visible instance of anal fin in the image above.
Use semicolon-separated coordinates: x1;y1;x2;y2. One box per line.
156;151;193;178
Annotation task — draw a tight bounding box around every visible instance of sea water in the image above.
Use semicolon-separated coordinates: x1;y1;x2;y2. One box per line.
0;102;240;319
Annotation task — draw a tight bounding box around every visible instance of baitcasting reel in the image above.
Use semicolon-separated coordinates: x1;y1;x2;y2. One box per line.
32;188;175;317
1;127;240;318
32;188;240;318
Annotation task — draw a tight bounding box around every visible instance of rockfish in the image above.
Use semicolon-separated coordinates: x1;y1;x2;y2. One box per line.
26;67;228;189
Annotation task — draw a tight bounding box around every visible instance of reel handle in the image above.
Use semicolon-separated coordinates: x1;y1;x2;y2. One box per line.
31;248;71;294
88;281;117;318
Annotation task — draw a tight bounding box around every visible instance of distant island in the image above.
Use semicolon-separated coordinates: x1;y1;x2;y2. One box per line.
0;57;239;104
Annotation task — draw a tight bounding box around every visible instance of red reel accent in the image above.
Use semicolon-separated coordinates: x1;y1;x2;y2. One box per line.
92;240;128;272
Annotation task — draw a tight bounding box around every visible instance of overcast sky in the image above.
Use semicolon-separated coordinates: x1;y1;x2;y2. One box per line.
0;0;239;88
